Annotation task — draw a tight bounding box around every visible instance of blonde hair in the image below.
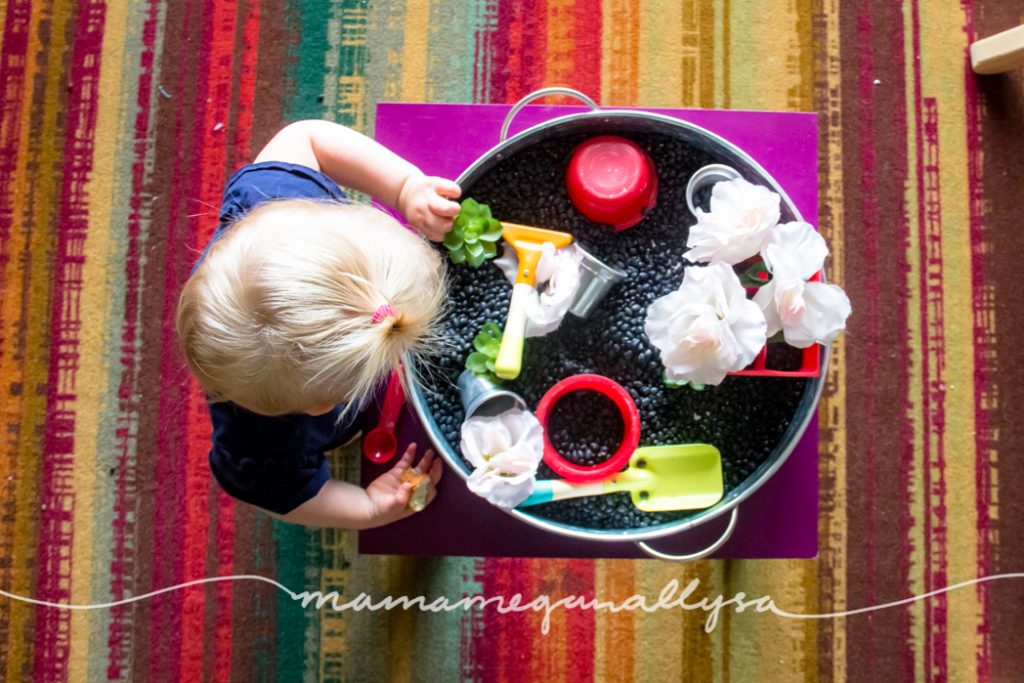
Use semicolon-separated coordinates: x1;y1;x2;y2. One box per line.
176;199;446;416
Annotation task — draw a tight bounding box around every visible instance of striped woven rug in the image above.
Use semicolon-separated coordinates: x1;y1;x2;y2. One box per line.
2;1;1023;681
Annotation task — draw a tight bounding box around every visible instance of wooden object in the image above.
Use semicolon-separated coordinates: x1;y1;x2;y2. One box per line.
971;25;1024;74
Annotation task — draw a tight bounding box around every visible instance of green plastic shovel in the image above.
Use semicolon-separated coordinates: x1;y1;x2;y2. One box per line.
518;444;724;512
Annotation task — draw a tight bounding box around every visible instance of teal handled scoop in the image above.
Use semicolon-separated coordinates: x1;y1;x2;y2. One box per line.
518;444;724;512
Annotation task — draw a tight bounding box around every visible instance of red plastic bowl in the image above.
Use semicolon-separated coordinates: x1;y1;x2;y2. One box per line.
566;135;658;231
534;374;642;482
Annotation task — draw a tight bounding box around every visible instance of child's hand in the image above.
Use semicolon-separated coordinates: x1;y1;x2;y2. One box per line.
364;442;443;526
397;172;461;241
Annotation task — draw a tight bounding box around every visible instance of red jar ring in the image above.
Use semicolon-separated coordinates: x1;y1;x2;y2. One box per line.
535;374;641;483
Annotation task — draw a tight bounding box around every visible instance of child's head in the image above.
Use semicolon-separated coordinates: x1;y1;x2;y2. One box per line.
176;199;446;416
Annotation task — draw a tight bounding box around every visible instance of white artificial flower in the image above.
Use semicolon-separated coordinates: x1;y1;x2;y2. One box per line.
753;221;851;348
460;408;545;509
685;178;781;265
644;262;767;386
494;242;583;337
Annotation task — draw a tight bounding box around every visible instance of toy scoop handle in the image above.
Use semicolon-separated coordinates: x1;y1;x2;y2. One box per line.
495;283;532;380
519;479;612;507
378;369;406;430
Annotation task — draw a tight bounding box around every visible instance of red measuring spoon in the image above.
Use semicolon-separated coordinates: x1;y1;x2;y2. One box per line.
362;370;406;463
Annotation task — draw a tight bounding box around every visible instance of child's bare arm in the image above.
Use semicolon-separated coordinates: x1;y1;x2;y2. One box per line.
271;443;442;529
254;120;461;241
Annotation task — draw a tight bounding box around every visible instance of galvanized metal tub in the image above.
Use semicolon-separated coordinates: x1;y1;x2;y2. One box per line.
404;88;826;561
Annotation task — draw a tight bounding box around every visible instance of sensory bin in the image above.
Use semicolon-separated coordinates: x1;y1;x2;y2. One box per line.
422;130;819;531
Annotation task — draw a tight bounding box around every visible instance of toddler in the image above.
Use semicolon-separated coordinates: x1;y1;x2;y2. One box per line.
176;120;460;528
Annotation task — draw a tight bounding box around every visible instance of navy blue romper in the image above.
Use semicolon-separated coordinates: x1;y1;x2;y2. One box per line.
196;161;364;514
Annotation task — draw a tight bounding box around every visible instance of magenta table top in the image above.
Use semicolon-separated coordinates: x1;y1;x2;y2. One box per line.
359;102;819;559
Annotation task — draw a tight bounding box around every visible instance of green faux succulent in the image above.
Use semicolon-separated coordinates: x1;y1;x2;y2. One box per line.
465;322;504;383
738;260;771;288
443;198;503;267
664;373;705;391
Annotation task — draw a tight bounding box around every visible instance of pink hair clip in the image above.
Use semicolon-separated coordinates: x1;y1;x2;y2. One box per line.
372;304;396;324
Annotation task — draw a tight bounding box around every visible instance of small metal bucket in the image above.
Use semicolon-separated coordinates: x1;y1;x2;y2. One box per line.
457;370;527;419
685;163;742;217
568;245;627;318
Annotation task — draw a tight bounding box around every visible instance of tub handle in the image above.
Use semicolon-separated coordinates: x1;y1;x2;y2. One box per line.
635;508;739;562
500;87;601;142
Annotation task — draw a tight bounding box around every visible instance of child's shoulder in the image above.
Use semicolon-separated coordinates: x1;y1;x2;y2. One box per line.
219;160;347;224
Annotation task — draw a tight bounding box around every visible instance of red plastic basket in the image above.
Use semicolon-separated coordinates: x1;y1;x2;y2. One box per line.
729;270;823;378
